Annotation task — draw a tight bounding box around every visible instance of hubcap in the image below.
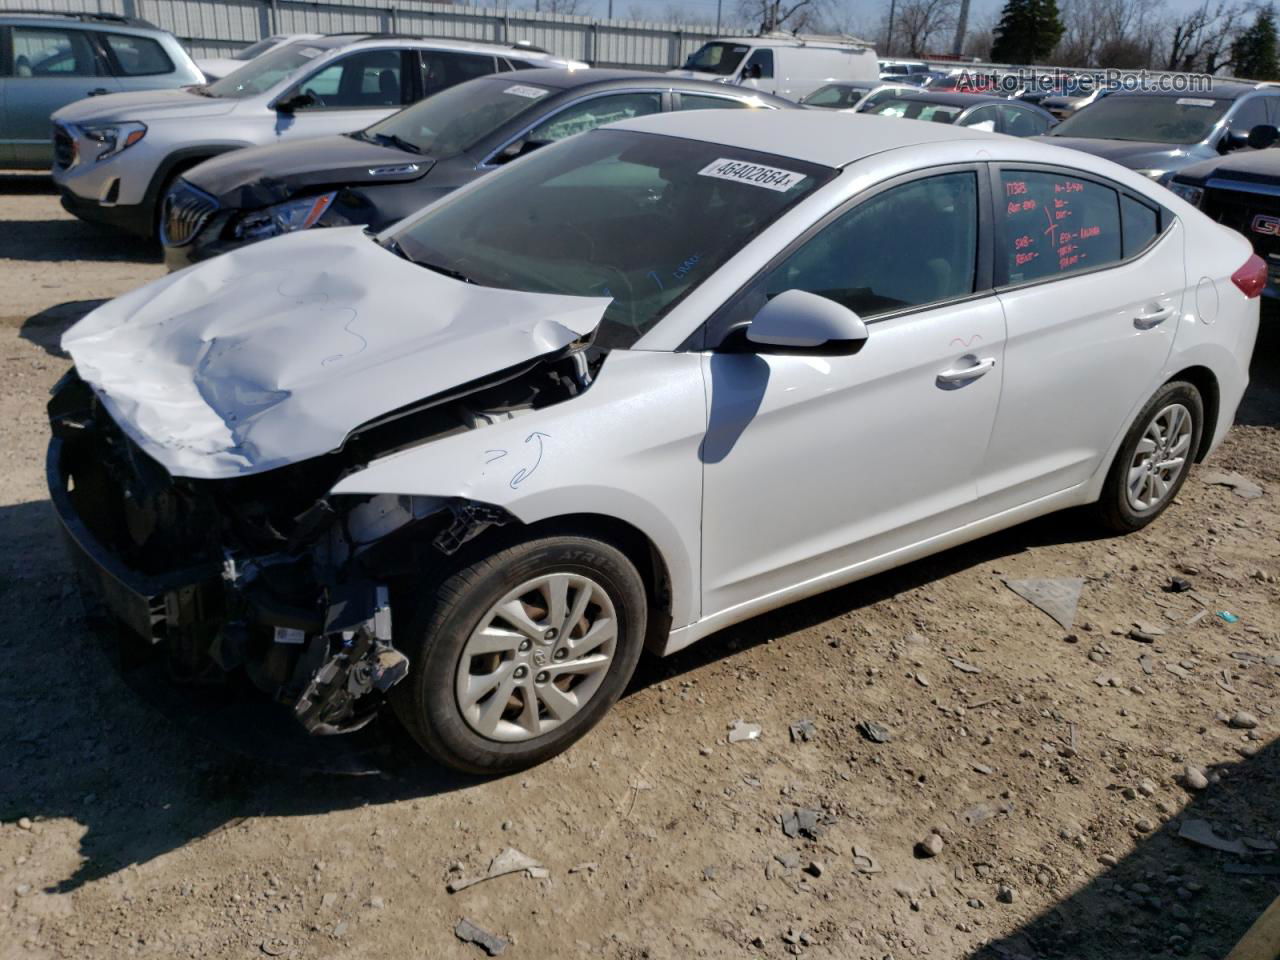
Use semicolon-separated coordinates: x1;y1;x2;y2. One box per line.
1126;402;1193;512
456;573;618;743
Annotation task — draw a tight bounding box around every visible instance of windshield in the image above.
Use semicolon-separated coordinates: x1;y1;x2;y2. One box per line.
389;129;834;349
869;98;962;123
1051;95;1230;144
801;83;868;108
205;41;329;99
362;77;555;157
233;37;281;62
683;42;750;76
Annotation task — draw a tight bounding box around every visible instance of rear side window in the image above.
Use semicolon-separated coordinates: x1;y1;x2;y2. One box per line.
999;170;1121;284
422;51;498;96
103;33;173;76
740;171;979;321
677;93;754;111
528;92;661;142
10;26;100;77
1121;194;1160;256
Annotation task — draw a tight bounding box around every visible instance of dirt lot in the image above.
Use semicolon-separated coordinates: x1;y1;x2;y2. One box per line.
0;172;1277;960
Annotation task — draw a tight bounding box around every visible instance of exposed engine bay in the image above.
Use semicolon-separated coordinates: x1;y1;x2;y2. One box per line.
47;344;601;735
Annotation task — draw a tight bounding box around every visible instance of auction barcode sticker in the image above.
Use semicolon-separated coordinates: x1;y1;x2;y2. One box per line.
1176;98;1216;107
504;84;549;99
698;158;806;192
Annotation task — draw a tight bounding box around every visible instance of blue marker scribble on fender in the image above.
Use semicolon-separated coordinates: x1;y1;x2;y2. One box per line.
510;431;550;489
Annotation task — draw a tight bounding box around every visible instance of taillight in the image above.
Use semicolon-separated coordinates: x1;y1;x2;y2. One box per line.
1231;253;1267;298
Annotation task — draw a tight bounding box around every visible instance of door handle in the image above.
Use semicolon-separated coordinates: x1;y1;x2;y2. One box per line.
1133;304;1174;329
937;355;996;386
86;88;111;97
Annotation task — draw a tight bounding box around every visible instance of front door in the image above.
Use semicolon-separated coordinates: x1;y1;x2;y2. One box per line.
4;25;120;167
980;166;1184;507
699;168;1007;616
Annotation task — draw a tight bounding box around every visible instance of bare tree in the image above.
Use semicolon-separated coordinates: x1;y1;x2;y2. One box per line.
538;0;588;13
893;0;958;56
739;0;826;33
1163;1;1246;73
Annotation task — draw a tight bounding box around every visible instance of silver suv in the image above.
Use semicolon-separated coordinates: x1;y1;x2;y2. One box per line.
51;33;582;238
1;11;203;169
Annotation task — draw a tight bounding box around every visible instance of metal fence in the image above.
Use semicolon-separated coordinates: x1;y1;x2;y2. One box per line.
0;0;730;67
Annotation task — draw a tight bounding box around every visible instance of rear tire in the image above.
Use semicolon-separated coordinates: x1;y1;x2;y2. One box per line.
1094;380;1203;533
392;534;647;775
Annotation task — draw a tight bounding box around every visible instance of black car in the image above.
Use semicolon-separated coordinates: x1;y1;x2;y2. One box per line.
1168;130;1280;298
161;68;793;269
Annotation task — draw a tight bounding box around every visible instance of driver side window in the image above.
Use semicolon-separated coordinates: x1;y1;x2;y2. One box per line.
287;49;408;110
742;49;774;79
717;171;979;341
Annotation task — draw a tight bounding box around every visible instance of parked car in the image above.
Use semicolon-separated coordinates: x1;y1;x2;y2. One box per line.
0;11;203;169
49;111;1259;773
851;82;922;113
1040;82;1112;119
195;33;322;83
862;91;1056;136
1168;128;1280;297
878;59;931;83
667;33;878;100
926;70;1001;95
799;79;879;109
162;68;793;268
1042;84;1280;182
50;33;583;238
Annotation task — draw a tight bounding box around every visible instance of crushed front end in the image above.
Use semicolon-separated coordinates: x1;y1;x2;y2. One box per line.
46;371;428;737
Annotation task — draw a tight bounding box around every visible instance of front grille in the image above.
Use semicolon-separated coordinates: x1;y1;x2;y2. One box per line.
1201;183;1280;260
53;125;76;171
161;180;219;247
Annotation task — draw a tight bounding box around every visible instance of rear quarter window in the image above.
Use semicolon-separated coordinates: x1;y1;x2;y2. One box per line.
1120;194;1160;256
103;33;174;77
999;169;1121;284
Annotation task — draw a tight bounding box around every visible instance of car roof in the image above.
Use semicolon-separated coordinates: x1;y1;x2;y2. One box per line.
502;66;793;103
306;34;567;57
0;10;163;33
613;110;1006;167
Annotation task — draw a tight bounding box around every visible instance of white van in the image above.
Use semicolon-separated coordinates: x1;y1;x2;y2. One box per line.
667;33;879;102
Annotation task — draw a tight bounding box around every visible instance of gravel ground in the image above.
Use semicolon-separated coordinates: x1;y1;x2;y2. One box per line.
0;173;1277;960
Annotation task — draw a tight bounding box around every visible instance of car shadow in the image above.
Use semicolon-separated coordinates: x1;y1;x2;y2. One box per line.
0;171;57;195
0;218;159;264
1;500;479;895
19;299;108;357
970;737;1278;960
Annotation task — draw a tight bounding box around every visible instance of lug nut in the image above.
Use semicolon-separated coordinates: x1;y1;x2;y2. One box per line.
518;639;532;652
535;671;549;684
553;649;567;660
513;665;528;679
544;627;558;641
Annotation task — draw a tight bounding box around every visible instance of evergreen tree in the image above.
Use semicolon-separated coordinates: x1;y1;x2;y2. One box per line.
1232;5;1280;81
990;0;1064;64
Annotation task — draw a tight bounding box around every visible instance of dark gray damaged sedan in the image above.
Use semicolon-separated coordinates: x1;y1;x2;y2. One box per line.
160;67;793;269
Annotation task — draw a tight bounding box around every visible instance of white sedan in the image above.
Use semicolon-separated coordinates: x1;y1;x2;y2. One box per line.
49;112;1261;773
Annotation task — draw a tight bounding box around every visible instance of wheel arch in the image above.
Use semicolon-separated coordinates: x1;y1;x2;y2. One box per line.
1166;364;1220;462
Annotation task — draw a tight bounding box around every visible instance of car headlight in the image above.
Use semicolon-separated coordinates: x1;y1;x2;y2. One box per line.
234;192;337;241
1168;181;1204;207
79;122;146;162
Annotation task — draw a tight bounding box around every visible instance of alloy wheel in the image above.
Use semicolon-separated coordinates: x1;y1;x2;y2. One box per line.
1125;402;1193;512
455;573;618;742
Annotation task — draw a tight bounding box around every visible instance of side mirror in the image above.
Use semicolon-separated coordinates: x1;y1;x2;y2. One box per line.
1248;123;1279;149
746;289;869;354
275;91;316;114
495;138;548;164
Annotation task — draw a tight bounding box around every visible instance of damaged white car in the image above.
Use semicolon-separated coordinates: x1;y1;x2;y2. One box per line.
49;112;1260;773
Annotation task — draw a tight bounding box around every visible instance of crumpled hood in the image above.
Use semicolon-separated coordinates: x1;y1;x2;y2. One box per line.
1039;136;1207;172
53;88;236;124
62;227;609;480
185;134;433;209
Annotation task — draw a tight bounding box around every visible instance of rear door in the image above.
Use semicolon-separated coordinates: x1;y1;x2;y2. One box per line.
0;26;12;165
4;24;119;167
980;165;1183;508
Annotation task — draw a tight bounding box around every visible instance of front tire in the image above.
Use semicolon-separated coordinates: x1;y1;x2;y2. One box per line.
1095;380;1203;533
392;534;647;775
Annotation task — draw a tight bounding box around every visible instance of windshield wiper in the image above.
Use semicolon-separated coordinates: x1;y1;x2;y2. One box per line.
371;132;423;155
